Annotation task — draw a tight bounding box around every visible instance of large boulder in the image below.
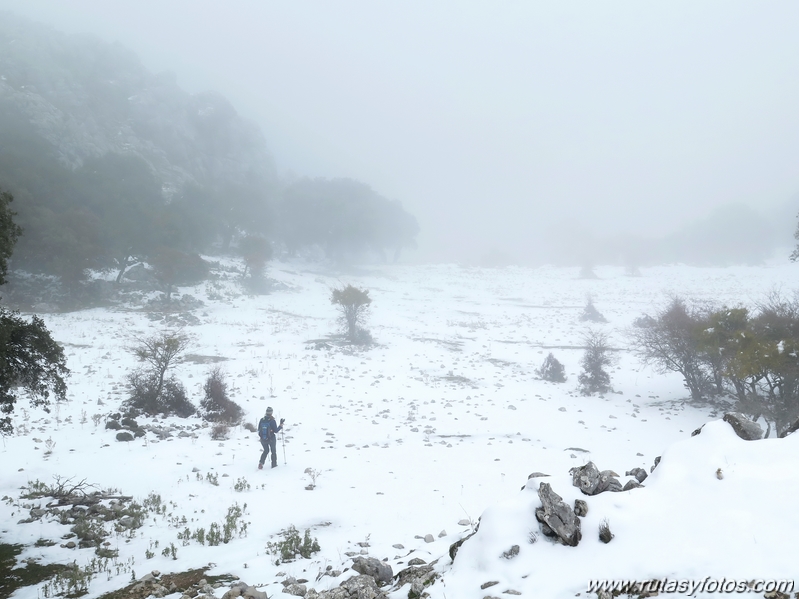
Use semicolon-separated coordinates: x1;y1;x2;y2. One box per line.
534;482;582;547
722;412;764;440
570;462;622;495
339;575;387;599
351;557;393;585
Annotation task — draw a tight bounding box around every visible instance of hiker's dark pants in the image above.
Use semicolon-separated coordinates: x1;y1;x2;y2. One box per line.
260;436;277;466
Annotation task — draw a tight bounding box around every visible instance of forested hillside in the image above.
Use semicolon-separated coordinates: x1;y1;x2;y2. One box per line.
0;12;418;293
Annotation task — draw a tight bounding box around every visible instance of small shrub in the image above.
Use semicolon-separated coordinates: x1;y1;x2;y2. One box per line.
234;477;250;492
125;371;196;418
331;285;372;344
206;472;219;486
210;423;229;440
599;518;614;544
580;295;607;323
266;525;320;564
578;329;613;395
528;530;538;544
200;367;243;424
243;422;256;433
536;353;566;382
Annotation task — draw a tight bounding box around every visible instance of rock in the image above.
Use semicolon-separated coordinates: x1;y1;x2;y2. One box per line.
105;420;121;430
573;499;588;517
449;531;475;561
339;575;386;599
457;519;471;526
723;412;764;440
242;586;268;599
407;557;426;566
351;556;393;585
625;467;648;483
650;456;661;473
781;416;799;438
527;472;550;479
437;530;447;538
282;584;306;596
481;581;500;590
622;480;642;491
569;462;622;495
423;534;435;543
501;545;520;559
691;425;704;437
534;482;582;547
116;431;134;442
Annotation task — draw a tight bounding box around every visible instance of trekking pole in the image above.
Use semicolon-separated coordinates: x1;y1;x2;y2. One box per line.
281;429;287;465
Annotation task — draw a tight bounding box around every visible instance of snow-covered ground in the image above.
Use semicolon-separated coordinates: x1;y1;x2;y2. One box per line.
1;260;796;599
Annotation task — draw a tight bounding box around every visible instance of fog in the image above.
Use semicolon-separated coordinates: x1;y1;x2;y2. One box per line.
2;0;798;264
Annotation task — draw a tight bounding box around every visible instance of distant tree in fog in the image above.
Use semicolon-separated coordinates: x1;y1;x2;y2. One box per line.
331;284;373;345
279;178;418;262
536;353;566;382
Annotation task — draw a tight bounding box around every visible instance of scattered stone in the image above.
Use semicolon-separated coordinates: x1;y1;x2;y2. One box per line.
392;543;404;549
527;472;549;479
438;529;447;538
535;482;582;547
407;557;426;566
449;531;476;561
722;412;764;440
625;467;648;483
339;575;386;599
116;432;134;442
424;534;435;543
503;591;522;596
501;545;519;559
282;584;306;596
481;581;500;590
457;519;471;526
351;556;393;585
243;586;268;599
574;499;588;517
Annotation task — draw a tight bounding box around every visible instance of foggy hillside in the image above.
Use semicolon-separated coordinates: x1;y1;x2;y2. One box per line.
0;11;276;196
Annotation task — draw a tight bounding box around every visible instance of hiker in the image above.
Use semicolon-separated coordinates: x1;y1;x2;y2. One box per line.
258;407;284;469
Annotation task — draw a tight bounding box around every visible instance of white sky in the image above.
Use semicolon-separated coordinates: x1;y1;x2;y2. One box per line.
1;1;798;261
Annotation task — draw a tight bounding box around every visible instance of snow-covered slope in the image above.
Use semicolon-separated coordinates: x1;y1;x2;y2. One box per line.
1;261;795;599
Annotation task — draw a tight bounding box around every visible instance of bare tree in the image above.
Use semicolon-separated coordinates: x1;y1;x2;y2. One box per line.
628;297;710;401
130;331;190;399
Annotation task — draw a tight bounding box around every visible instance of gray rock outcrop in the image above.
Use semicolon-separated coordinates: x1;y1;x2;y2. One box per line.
351;557;393;585
534;482;582;546
722;412;764;440
570;462;622;495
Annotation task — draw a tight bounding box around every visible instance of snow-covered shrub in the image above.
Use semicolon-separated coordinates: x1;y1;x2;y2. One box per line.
331;285;373;345
580;295;607;323
578;330;613;395
536;353;566;382
200;367;243;424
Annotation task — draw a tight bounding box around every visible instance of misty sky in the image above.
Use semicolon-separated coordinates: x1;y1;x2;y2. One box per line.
1;1;798;262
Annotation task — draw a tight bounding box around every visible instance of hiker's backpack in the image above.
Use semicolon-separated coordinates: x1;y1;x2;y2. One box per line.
258;418;269;440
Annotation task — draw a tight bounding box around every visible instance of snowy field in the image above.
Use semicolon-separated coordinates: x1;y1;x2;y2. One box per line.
1;260;797;599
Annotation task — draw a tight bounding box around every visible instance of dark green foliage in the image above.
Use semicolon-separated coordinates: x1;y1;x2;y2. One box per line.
279;177;419;262
200;367;243;424
266;525;321;564
536;353;566;383
578;330;613;395
150;248;209;301
331;285;372;344
0;308;69;435
0;191;21;286
125;372;195;418
239;235;272;279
